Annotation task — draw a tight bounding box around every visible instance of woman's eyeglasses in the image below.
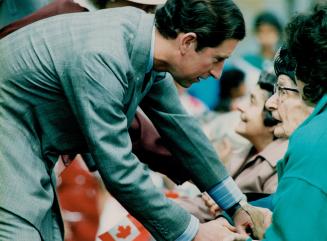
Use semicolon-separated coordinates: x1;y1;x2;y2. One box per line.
273;83;299;97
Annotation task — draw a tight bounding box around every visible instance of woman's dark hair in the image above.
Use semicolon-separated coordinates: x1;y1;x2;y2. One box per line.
254;11;283;35
219;68;245;98
214;68;245;112
155;0;245;51
257;70;279;127
273;46;296;84
286;4;327;104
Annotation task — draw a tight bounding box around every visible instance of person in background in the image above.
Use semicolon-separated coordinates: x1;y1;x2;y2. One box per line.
187;76;221;110
243;11;283;71
214;67;246;112
0;0;164;38
0;0;51;28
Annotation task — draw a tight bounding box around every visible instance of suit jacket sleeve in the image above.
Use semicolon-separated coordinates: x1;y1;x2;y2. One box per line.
140;73;229;191
131;110;190;184
62;53;192;241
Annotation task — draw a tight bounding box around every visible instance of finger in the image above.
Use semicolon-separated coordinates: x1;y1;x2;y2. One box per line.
201;194;208;201
222;233;249;241
210;205;219;216
236;224;251;236
206;198;215;207
217;218;237;232
223;222;237;232
222;235;238;241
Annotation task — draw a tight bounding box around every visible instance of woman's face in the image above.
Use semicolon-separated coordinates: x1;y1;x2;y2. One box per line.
235;85;273;141
265;74;313;138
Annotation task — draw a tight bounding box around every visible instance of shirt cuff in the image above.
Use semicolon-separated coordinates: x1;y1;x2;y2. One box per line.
246;238;253;241
175;215;199;241
207;176;246;210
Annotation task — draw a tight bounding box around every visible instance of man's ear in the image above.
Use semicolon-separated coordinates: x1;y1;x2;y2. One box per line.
179;32;197;55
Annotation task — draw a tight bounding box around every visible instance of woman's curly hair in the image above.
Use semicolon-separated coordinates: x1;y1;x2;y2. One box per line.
286;4;327;104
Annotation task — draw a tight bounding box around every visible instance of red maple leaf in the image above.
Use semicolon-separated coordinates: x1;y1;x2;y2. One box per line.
116;225;131;239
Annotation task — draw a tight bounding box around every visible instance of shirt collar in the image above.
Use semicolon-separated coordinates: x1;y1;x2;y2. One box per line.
247;139;289;167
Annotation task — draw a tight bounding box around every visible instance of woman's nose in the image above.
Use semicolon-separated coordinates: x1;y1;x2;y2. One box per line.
265;93;278;111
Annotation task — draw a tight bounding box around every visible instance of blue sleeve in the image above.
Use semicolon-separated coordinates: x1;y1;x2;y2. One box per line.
263;177;327;241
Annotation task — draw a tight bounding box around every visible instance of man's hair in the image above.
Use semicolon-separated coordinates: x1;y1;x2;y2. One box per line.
257;70;279;127
155;0;245;51
286;4;327;104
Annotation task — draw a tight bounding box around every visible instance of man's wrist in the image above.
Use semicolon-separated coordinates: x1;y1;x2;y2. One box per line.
175;215;199;241
225;202;241;217
207;176;246;210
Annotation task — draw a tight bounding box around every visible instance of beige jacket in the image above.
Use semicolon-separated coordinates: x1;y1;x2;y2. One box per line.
229;139;288;194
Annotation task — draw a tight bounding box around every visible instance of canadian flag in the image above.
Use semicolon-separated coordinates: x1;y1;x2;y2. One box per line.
98;215;154;241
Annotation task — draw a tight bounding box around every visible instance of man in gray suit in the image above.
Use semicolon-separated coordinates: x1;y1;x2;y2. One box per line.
0;0;270;240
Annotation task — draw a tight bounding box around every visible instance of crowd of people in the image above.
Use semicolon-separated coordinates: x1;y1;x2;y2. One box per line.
0;0;326;241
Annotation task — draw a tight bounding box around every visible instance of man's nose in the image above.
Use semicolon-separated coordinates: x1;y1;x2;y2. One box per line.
210;62;224;79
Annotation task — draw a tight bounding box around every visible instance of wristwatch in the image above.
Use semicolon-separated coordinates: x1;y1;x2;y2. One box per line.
225;199;247;217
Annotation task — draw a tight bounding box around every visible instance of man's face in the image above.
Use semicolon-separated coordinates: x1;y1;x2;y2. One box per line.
172;38;239;88
265;74;313;138
235;85;273;141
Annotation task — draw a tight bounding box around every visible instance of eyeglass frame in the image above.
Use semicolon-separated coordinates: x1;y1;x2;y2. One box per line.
273;83;299;97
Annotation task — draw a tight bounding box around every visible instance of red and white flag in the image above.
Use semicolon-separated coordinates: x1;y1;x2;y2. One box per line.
98;215;154;241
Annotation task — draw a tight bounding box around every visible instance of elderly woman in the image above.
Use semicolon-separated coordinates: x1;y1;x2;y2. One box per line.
240;4;327;241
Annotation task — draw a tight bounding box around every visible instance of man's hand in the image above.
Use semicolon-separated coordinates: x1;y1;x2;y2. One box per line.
233;203;272;239
193;217;237;241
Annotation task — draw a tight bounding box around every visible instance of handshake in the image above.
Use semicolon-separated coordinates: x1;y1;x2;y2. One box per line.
193;193;272;241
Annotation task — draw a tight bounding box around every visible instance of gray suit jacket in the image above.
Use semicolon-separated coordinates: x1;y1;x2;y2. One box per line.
0;7;229;240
